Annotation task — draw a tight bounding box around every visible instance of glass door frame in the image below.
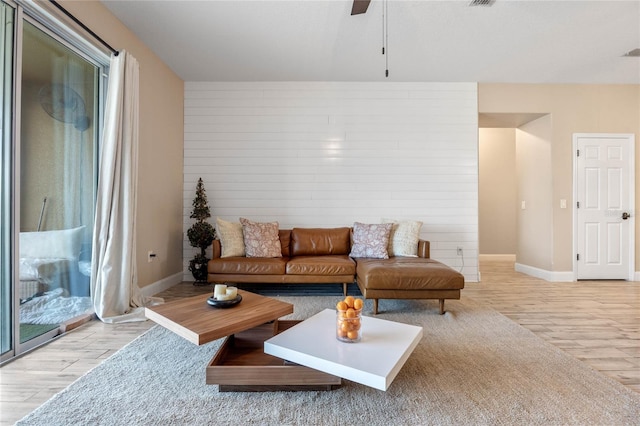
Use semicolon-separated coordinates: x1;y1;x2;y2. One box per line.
0;0;15;363
1;0;110;363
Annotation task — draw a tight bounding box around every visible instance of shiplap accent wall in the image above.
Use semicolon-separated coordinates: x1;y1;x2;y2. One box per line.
183;82;479;282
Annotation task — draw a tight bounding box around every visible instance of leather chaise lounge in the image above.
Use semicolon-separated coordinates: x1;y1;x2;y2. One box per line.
355;240;465;314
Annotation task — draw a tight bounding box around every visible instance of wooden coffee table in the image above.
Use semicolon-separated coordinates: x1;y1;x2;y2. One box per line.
145;290;293;345
145;290;341;391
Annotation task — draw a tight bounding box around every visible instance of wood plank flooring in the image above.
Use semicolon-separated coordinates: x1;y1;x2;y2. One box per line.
463;261;640;395
1;260;638;425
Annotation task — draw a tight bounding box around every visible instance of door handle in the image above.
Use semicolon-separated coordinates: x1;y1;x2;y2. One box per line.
622;212;631;220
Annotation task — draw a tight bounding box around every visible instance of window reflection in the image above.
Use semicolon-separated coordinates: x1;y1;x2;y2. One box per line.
18;22;98;341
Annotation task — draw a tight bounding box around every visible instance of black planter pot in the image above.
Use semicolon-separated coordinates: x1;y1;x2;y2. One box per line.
189;256;209;286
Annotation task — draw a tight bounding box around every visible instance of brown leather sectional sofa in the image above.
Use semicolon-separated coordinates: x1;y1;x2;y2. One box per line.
208;227;465;314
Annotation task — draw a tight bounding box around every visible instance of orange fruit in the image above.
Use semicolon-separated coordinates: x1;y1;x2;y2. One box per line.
353;298;363;310
336;301;348;311
347;330;359;340
344;296;355;308
338;329;348;338
346;308;356;318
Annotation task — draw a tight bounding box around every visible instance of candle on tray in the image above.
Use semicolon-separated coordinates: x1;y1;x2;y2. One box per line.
213;285;238;300
213;284;227;299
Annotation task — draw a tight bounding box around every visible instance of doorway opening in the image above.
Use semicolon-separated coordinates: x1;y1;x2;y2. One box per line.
478;113;554;278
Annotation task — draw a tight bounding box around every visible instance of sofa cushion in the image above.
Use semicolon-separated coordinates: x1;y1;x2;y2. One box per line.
279;230;291;257
240;218;282;258
290;227;351;256
286;255;356;275
209;257;288;275
382;218;423;257
349;222;393;259
356;257;464;290
216;218;245;258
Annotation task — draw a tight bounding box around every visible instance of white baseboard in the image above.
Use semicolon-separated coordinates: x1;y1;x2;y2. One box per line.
515;263;574;282
515;263;640;281
479;254;516;262
140;272;183;297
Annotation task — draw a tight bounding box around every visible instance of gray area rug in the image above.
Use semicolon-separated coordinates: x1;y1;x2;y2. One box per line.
18;297;640;425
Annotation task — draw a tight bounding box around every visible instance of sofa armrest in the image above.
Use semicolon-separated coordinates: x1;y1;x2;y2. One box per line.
212;240;222;259
417;240;430;258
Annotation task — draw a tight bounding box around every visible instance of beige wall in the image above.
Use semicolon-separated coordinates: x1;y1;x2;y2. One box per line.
516;115;553;270
479;84;640;272
478;128;517;255
61;0;184;288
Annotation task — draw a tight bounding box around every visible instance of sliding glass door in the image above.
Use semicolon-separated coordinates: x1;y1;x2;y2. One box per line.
1;1;108;362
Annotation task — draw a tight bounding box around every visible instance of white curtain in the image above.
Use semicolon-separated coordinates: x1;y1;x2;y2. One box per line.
57;57;92;232
91;50;153;323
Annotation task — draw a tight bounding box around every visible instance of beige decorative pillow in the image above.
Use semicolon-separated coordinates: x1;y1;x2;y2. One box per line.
216;218;245;258
382;218;423;257
349;222;393;259
239;218;282;258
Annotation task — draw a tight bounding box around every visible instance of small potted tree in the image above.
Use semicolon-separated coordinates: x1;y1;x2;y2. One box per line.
187;177;216;285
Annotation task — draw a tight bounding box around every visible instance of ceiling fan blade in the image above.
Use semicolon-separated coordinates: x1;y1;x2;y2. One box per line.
351;0;371;15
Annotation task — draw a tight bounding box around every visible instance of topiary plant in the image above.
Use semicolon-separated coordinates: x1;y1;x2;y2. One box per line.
187;177;216;285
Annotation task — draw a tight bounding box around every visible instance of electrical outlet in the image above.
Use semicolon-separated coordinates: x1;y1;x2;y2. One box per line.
148;251;156;263
457;247;463;256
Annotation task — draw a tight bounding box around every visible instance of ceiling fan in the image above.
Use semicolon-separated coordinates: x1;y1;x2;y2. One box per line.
38;83;91;131
351;0;371;15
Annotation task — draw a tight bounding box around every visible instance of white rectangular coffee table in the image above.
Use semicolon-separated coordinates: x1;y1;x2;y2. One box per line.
264;309;423;391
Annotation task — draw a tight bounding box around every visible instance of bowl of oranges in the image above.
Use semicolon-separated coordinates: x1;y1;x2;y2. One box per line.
336;295;364;343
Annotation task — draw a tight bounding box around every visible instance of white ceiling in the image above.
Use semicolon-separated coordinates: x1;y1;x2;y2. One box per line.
101;0;640;84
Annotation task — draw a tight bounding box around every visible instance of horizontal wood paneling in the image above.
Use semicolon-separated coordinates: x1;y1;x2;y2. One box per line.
183;82;479;282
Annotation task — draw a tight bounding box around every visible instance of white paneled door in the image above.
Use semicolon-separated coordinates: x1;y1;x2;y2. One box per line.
574;134;635;280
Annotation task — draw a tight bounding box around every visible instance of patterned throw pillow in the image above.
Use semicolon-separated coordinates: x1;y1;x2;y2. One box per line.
382;218;423;257
349;222;393;259
216;218;245;258
239;218;283;258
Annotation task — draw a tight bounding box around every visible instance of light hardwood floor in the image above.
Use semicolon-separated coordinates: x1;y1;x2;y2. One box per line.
1;261;638;425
